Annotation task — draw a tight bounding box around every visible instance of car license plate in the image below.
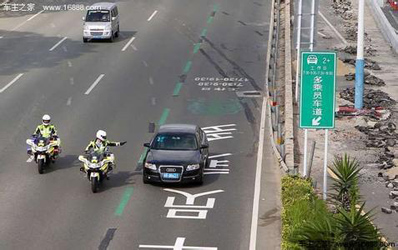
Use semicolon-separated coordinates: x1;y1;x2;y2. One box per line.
162;173;180;179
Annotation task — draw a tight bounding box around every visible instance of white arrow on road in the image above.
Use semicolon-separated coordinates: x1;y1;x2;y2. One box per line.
312;117;322;126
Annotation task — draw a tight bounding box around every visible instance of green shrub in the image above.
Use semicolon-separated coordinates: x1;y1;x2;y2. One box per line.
282;176;329;250
281;175;381;250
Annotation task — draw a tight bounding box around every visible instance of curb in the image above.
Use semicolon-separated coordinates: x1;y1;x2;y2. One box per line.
367;0;398;53
284;0;295;171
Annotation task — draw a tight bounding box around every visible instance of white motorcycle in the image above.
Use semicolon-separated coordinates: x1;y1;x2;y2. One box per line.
78;150;114;193
26;136;60;174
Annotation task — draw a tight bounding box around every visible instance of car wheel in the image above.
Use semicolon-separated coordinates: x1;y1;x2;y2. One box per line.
109;33;114;43
115;26;119;38
83;38;88;43
196;170;204;185
143;174;150;184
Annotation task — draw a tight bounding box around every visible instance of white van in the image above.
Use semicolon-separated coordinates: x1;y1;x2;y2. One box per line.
83;2;120;43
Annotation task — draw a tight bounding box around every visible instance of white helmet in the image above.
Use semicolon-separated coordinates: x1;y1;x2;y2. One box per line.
42;114;51;125
96;130;107;141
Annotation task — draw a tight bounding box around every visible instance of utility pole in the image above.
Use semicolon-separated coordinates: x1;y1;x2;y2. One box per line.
355;0;365;109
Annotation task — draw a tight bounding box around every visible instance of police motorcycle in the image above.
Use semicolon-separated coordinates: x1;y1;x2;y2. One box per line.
26;135;60;174
78;149;114;193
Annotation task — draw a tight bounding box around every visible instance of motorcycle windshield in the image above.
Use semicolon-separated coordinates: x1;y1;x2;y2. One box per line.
34;137;50;146
88;151;104;162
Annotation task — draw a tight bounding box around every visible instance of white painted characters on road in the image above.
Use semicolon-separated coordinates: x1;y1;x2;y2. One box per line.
202;124;237;141
139;237;217;249
163;189;224;220
204;153;232;175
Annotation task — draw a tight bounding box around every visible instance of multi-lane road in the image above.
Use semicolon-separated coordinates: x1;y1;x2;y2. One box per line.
0;0;278;249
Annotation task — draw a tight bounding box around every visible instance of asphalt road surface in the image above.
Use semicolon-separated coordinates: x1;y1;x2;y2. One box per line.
0;0;274;249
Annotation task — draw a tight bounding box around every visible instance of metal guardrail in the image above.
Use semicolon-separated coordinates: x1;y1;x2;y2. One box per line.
264;0;291;173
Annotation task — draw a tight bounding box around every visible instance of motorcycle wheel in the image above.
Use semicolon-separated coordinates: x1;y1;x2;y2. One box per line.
91;178;98;193
38;159;45;174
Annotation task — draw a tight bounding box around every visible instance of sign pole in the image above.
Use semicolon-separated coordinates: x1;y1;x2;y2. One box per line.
323;129;329;200
303;0;315;177
303;129;308;177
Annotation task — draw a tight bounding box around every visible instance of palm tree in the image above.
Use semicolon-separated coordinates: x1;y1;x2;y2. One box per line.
329;154;361;211
335;203;380;250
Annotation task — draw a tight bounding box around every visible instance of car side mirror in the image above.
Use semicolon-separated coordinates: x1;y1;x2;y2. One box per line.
201;144;209;149
143;143;150;148
82;16;85;21
111;17;116;21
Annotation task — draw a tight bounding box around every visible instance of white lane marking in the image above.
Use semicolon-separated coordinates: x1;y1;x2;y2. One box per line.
12;10;44;31
27;10;44;21
151;97;156;106
62;45;68;52
49;37;67;51
139;237;217;250
0;36;3;39
26;156;34;162
318;11;348;45
85;74;105;95
0;73;24;93
67;61;72;67
209;153;232;159
143;61;148;67
204;169;229;172
121;36;136;51
317;31;327;37
249;82;267;249
131;44;138;51
66;97;72;106
69;77;74;85
149;77;154;85
204;172;229;175
147;10;158;21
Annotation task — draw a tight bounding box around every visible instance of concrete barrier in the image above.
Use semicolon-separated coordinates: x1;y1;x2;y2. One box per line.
367;0;398;53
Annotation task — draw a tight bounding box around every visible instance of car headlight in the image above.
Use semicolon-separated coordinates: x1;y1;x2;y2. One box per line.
186;164;200;171
144;162;157;170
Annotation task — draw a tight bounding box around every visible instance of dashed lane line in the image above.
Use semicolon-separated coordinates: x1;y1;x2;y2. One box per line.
147;10;158;21
49;37;67;51
12;10;44;31
121;36;136;52
114;187;134;216
0;73;24;93
84;74;105;95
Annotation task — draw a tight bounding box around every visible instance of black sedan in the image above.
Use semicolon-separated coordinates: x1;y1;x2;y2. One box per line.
143;124;209;185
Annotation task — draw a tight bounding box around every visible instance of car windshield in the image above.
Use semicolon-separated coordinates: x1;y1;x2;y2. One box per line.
86;10;110;22
151;134;198;150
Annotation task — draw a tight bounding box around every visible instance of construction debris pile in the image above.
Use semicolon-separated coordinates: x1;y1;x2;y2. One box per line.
345;72;385;86
342;57;381;70
340;88;396;108
332;0;354;20
338;45;377;56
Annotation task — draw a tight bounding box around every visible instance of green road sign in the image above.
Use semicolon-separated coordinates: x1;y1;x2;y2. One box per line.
300;51;336;129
